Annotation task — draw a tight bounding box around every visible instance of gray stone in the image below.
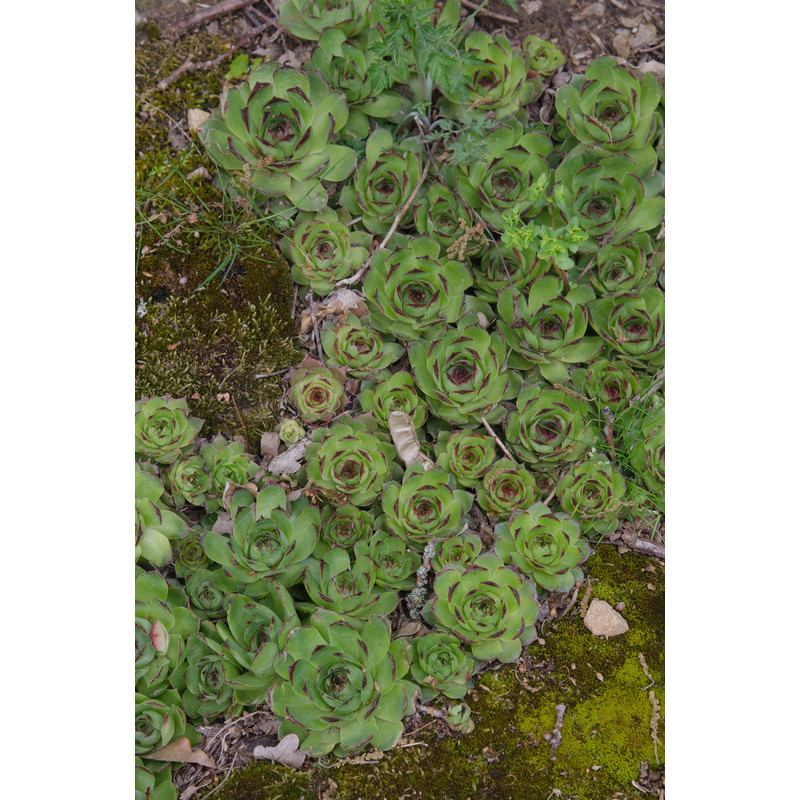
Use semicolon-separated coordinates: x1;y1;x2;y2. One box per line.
583;599;629;637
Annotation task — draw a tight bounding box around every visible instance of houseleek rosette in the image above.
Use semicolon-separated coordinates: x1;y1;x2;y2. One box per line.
358;370;427;429
625;396;665;494
135;568;199;697
556;56;661;152
136;396;202;465
497;276;603;382
136;466;189;567
444;702;475;734
589;287;665;368
473;240;547;301
288;357;347;423
277;0;373;41
271;609;419;757
201;484;320;589
556;457;627;536
185;567;238;621
572;358;642;413
493;503;590;592
380;463;473;551
340;127;423;234
438;31;542;120
321;312;404;378
200;64;356;213
450;119;552;230
173;529;210;579
579;232;658;294
354;530;421;590
278;418;305;444
410;632;475;702
522;35;565;76
279;208;371;295
305;417;400;506
163;455;212;509
477;458;538;519
422;552;539;663
135;690;194;756
435;430;496;489
412;183;487;261
316;504;375;556
364;234;473;341
431;532;483;572
506;385;598;465
554;147;664;241
199;435;259;495
409;316;521;426
216;584;301;705
135;759;178;800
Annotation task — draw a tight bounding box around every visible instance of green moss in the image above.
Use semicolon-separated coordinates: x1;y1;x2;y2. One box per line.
196;760;313;800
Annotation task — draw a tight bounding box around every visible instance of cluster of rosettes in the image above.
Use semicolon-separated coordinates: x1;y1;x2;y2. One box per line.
136;1;665;789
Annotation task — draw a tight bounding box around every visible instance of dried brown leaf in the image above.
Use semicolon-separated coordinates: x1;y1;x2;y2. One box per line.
260;431;282;459
147;737;216;768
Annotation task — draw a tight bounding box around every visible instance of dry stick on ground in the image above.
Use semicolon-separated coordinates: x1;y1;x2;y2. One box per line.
547;704;566;759
334;155;433;288
171;0;262;36
460;0;519;24
305;289;325;362
621;537;665;559
481;416;518;465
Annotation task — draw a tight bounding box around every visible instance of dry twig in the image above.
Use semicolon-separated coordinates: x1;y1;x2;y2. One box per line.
481;416;517;465
460;0;519;24
171;0;262;36
305;289;325;362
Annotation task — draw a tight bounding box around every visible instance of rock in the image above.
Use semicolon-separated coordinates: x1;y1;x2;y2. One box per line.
583;599;629;637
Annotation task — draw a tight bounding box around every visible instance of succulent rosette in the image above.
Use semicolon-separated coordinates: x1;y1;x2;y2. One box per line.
556;457;627;536
278;417;306;444
316;503;375;556
493;502;590;592
135;690;195;756
162;455;212;509
277;0;373;41
422;552;539;663
477;458;539;519
271;609;420;757
578;232;658;294
354;530;421;591
625;396;665;495
321;312;404;378
431;532;483;572
358;370;427;429
472;239;547;301
409;316;522;426
572;358;643;413
135;758;179;800
435;429;496;489
554;147;664;241
444;702;475;734
450;119;552;230
280;208;371;295
173;529;211;579
199;435;259;495
522;35;566;76
555;56;661;152
379;463;473;551
201;484;320;589
136;396;203;465
410;632;476;702
438;31;542;120
340;127;423;234
589;287;665;368
412;183;487;261
305;417;401;506
185;567;238;621
288;356;347;423
136;466;189;567
135;568;199;697
364;234;474;340
497;276;603;382
506;385;599;465
199;63;356;213
216;585;301;704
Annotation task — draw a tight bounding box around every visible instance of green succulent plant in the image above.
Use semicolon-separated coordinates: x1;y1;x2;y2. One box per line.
162;455;212;509
173;529;211;579
136;466;189;567
358;370;428;429
589;288;665;368
493;502;590;592
185;567;238;621
135;690;195;756
556;56;661;153
476;458;539;519
577;232;659;294
135;758;178;800
316;503;375;556
443;701;475;733
408;315;521;426
201;484;320;589
522;35;566;76
556;457;627;536
354;530;421;590
364;234;474;341
199;63;356;214
200;435;259;496
340;127;423;234
277;0;374;41
305;417;401;506
430;532;483;572
279;208;372;295
438;31;542;121
321;312;404;378
472;239;547;302
271;609;420;757
572;358;643;413
412;183;487;261
506;385;599;465
435;429;496;489
288;356;347;424
624;396;665;495
278;417;306;444
135;396;203;465
379;463;473;551
410;632;475;701
497;276;603;382
422;552;539;662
